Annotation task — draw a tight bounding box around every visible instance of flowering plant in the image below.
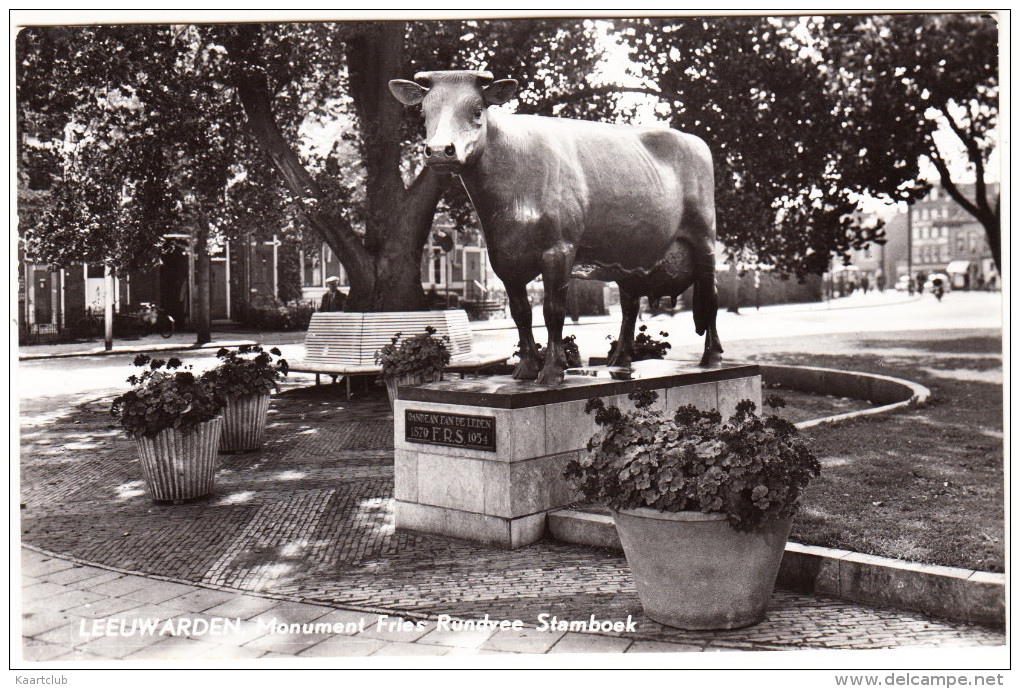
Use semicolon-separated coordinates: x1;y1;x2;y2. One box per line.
202;345;288;402
110;354;222;437
513;335;583;369
376;327;451;379
564;392;820;532
607;325;671;361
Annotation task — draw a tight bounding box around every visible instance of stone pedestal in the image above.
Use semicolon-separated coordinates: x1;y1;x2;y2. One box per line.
393;360;761;548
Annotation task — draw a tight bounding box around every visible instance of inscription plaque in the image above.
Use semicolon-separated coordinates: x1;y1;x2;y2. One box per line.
405;410;496;452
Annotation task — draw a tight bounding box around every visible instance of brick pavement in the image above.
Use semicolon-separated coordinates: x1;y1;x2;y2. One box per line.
19;385;1006;661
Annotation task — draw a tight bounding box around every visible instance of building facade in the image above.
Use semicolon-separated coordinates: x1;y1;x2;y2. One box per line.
298;218;502;308
836;182;997;292
19;216;503;341
904;183;998;289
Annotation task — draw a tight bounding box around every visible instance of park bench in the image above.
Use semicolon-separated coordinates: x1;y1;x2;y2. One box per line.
288;310;507;398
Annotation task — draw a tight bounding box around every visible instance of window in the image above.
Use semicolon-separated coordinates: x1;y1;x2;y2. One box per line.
433;248;443;285
301;248;321;287
323;244;342;285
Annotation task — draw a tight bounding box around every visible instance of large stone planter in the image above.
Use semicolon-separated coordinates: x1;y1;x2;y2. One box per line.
134;417;222;503
384;370;442;409
613;508;792;630
219;393;271;453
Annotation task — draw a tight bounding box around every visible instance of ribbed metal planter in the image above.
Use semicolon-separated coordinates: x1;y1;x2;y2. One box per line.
219;393;271;453
134;417;222;503
385;370;442;409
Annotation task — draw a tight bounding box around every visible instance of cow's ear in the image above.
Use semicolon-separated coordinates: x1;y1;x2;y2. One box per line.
389;79;428;106
483;79;518;106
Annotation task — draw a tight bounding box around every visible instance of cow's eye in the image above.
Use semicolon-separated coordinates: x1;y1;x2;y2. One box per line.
474;107;484;121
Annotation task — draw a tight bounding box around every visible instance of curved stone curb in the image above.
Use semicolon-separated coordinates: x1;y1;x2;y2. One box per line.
548;365;1000;628
547;511;1004;629
758;364;931;430
19;339;259;362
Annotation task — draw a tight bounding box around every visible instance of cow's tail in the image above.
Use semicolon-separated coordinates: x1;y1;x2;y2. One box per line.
691;234;723;354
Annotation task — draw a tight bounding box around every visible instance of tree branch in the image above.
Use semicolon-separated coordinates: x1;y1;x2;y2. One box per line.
223;27;374;292
404;166;446;248
929;142;1000;269
927;145;981;220
939;104;991;218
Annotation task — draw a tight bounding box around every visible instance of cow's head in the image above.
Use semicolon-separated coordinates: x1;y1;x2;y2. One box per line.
388;70;518;173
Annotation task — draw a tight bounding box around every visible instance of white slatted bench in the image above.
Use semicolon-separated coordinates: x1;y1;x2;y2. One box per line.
288;310;507;398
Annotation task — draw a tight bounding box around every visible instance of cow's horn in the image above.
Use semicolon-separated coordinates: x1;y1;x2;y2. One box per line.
413;70;494;86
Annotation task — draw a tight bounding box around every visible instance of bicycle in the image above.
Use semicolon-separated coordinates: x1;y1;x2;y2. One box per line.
136;303;176;338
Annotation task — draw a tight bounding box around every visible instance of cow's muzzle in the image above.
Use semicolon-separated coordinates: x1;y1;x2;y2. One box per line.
423;143;461;171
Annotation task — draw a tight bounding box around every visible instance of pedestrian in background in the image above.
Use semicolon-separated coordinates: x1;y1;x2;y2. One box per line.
320;276;347;312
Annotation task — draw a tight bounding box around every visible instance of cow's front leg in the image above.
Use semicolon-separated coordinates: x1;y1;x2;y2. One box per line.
608;286;639;368
507;280;541;380
537;243;574;385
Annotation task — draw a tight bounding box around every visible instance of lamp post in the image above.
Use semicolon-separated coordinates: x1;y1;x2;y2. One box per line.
103;262;114;351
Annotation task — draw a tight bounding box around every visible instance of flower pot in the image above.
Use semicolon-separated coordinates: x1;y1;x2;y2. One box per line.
219;392;271;453
384;370;443;408
134;417;222;503
613;508;792;630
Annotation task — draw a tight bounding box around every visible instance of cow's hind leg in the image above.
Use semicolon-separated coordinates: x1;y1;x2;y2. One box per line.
507;281;541;380
692;240;724;366
607;286;639;368
537;243;574;385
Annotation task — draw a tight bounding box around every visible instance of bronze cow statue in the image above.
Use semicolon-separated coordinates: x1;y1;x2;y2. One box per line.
390;70;723;384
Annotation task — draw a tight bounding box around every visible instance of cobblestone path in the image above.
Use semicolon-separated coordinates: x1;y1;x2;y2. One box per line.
20;386;1005;652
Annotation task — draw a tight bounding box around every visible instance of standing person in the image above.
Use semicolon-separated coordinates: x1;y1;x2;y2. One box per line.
320;276;346;312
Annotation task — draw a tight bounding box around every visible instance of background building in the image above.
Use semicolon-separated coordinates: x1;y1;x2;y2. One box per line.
907;183;998;289
834;182;998;292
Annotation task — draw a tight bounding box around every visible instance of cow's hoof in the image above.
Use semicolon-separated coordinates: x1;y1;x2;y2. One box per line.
536;365;565;386
512;358;540;380
606;352;632;368
607;344;632;368
698;349;722;367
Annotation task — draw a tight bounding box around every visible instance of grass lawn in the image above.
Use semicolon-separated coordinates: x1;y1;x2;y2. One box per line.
729;329;1004;573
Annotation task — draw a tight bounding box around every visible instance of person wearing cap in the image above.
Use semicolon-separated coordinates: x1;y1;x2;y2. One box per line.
320;276;347;312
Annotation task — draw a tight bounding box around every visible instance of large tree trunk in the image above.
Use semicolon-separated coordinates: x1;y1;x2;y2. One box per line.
352;168;446;312
228;22;448;313
194;224;211;344
229;44;376;303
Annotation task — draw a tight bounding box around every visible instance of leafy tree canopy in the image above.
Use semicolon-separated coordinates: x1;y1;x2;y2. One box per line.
17;14;998;304
820;13;1000;269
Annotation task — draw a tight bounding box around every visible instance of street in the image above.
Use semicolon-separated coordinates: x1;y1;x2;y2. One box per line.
17;291;1003;425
